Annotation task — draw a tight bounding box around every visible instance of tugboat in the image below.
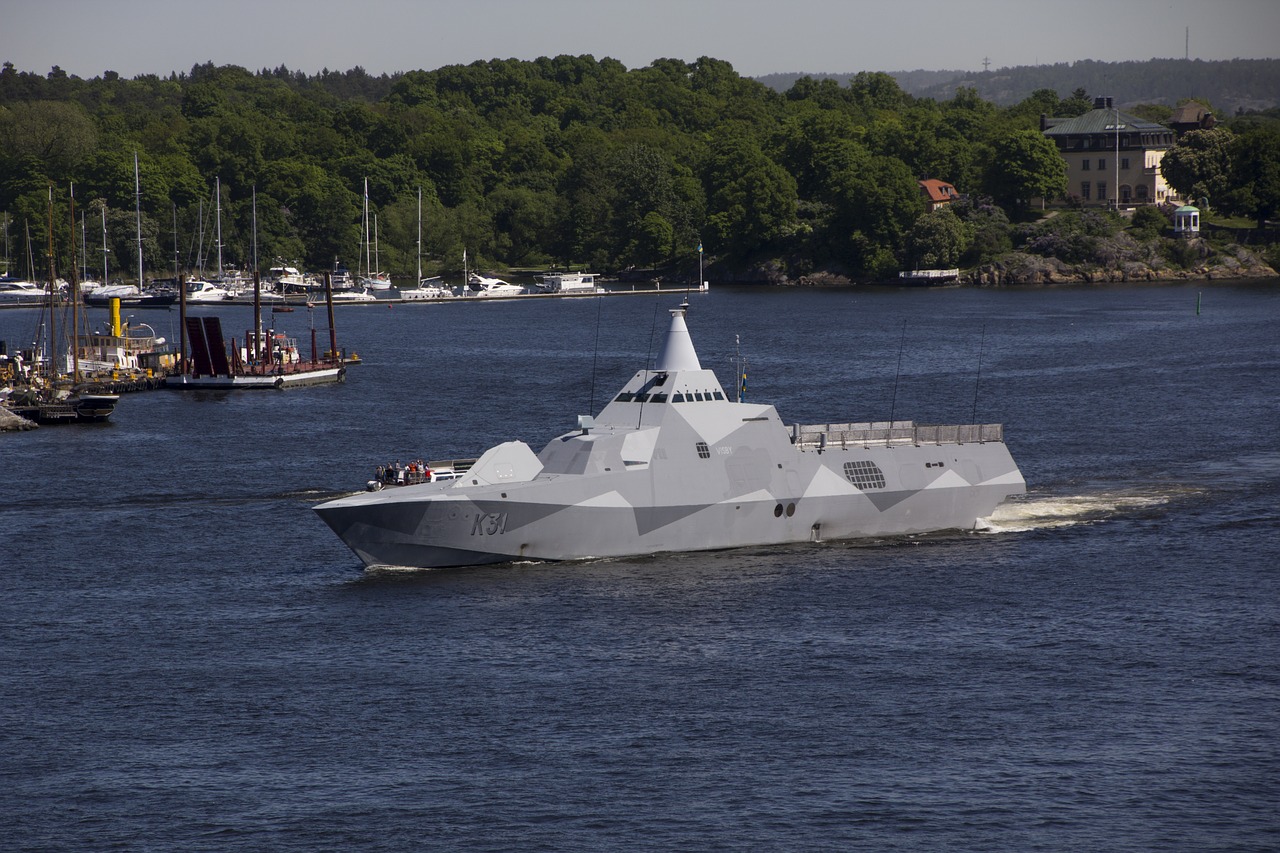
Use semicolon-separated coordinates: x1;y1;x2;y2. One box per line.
315;302;1026;569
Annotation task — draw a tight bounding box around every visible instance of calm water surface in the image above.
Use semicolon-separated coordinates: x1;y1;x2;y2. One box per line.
2;282;1277;850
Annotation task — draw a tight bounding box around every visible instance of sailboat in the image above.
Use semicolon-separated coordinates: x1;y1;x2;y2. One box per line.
185;178;231;302
0;221;48;305
2;185;119;424
399;187;452;301
358;179;392;291
85;155;174;309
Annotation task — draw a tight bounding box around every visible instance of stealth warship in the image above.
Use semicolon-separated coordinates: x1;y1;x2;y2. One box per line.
314;303;1025;568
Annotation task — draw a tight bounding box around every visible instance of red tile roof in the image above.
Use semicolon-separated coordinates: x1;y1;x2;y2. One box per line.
919;179;958;204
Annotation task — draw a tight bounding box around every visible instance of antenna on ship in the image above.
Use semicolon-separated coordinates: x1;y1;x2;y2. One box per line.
735;334;747;403
888;319;907;429
971;323;986;425
637;300;665;427
587;292;603;415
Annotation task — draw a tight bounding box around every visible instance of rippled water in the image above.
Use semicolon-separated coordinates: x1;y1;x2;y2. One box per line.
3;281;1277;850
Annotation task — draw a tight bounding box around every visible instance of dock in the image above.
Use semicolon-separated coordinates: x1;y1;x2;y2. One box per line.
214;281;708;307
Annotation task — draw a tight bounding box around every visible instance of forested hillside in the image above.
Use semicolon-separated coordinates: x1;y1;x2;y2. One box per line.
1;57;1276;285
760;59;1280;115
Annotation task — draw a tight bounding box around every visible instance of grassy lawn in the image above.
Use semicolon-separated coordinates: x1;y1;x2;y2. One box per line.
1203;212;1258;228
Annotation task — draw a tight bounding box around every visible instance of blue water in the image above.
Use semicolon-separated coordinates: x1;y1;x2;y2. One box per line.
3;282;1278;850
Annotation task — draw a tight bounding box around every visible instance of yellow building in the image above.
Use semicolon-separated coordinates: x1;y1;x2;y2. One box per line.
1041;97;1176;208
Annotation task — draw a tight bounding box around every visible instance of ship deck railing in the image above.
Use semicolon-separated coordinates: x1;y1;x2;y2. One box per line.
382;458;478;487
792;421;1004;449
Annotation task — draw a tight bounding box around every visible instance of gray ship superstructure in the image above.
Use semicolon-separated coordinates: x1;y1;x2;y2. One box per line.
315;304;1025;568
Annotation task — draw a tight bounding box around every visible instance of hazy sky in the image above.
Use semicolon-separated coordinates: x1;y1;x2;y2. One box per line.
3;0;1278;80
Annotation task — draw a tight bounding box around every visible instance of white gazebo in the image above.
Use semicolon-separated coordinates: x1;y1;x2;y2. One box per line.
1173;205;1200;236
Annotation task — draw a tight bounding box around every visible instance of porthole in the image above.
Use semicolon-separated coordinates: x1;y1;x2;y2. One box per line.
774;504;783;517
786;502;796;517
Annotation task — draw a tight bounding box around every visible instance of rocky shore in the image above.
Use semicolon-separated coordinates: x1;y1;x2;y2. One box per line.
967;238;1276;286
1;407;37;431
738;235;1277;287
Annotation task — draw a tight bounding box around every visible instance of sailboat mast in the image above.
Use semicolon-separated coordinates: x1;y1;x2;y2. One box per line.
101;204;109;284
46;184;57;379
80;209;87;282
416;186;422;283
172;204;179;281
70;184;81;382
363;177;371;283
253;186;261;362
196;197;204;278
215;176;223;279
134;152;143;290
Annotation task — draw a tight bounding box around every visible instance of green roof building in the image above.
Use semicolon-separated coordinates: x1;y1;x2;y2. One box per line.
1042;97;1176;208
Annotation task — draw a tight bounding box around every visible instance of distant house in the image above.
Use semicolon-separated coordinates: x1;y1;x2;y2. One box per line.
1169;100;1216;136
1041;96;1176;207
918;179;959;211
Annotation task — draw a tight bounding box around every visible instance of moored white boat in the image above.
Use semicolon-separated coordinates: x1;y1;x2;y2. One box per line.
0;278;47;306
464;272;524;297
537;271;600;293
325;287;377;303
186;279;231;303
269;265;311;292
400;276;453;300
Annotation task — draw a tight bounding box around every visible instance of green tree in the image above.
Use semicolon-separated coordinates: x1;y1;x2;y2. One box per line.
636;211;674;266
1160;127;1235;207
906;207;968;269
1059;88;1093;117
702;134;797;258
1128;205;1168;240
821;150;924;274
1221;129;1280;228
984;129;1068;215
0;100;98;181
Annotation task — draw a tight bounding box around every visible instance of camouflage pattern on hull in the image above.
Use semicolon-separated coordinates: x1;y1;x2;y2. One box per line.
315;304;1025;569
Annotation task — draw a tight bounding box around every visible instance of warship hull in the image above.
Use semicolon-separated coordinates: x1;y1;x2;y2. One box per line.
315;304;1025;569
316;432;1022;569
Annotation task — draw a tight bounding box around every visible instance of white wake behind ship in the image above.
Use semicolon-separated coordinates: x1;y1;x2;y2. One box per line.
314;303;1026;569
